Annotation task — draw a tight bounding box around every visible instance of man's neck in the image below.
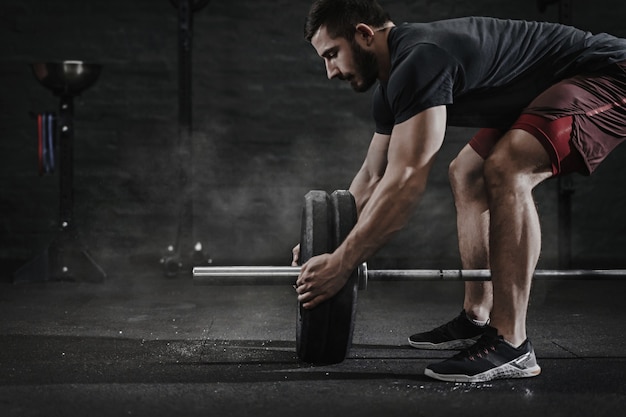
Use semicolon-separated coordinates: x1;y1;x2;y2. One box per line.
374;22;395;82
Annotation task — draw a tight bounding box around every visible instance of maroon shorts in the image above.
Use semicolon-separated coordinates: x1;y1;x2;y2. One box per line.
469;61;626;176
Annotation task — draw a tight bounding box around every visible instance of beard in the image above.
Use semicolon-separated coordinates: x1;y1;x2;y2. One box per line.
347;40;379;93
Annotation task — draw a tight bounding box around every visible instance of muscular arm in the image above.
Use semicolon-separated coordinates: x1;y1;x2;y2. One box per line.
296;106;447;308
348;132;390;215
340;106;447;268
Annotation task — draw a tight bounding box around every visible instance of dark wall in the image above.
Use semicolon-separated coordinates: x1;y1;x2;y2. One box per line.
1;0;625;281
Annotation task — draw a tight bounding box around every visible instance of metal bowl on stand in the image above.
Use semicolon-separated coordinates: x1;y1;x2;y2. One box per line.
31;61;102;96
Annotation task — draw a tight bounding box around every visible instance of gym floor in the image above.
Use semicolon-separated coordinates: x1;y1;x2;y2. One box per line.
1;260;625;417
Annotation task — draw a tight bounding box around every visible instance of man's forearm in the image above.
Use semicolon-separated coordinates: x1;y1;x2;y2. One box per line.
337;165;428;273
348;132;390;215
348;167;381;215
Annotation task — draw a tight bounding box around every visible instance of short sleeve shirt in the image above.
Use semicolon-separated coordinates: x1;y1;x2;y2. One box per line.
374;17;626;133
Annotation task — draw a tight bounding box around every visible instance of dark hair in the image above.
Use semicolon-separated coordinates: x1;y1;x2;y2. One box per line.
304;0;391;42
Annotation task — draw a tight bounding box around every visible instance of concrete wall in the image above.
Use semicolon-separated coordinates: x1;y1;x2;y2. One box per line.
1;0;625;281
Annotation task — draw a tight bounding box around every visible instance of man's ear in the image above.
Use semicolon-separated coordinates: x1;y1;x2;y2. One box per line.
355;23;375;45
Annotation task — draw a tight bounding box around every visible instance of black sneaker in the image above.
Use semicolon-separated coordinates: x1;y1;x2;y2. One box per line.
408;310;487;350
424;326;542;382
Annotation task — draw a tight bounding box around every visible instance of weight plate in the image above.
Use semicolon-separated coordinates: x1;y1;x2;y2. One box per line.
296;190;332;363
324;190;359;364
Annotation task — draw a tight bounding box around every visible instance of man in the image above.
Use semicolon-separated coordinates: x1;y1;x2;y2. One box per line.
293;0;626;382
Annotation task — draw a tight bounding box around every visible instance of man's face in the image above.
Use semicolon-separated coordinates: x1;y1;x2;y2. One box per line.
311;25;379;92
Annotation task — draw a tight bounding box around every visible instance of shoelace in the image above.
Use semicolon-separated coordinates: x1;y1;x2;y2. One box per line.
455;334;498;361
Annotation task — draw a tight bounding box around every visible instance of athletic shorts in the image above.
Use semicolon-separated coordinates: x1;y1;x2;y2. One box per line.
469;61;626;176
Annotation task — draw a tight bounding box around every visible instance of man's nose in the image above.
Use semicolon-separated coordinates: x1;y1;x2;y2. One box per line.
325;61;340;80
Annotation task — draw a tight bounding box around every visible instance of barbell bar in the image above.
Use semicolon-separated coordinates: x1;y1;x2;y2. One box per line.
193;264;626;290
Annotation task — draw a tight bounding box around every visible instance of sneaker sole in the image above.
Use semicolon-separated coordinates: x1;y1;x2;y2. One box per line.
424;359;542;383
408;337;479;350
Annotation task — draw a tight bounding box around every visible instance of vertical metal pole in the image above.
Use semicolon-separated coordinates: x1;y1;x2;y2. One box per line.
179;0;193;133
58;94;75;234
162;0;211;276
557;0;574;269
177;0;193;254
558;178;574;268
559;0;573;25
537;0;575;268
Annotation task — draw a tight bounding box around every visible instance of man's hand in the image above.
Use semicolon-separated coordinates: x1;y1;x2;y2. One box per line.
295;253;351;309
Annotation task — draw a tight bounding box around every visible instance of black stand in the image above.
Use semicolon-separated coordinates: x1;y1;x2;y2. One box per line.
161;0;212;277
15;63;106;283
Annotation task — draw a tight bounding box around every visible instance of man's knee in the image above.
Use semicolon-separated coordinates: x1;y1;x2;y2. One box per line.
482;151;512;191
483;130;553;193
449;145;485;194
448;156;464;189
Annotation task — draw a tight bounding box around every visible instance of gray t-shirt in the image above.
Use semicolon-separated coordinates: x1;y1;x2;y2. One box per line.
373;17;626;132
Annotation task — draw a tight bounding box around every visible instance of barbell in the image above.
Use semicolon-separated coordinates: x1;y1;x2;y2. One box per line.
193;265;626;288
193;189;626;365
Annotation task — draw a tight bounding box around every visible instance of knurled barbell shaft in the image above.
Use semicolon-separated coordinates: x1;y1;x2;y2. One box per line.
192;265;626;285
